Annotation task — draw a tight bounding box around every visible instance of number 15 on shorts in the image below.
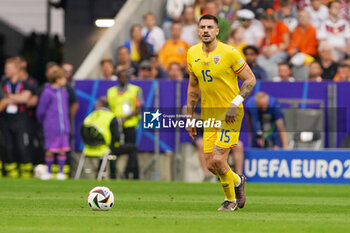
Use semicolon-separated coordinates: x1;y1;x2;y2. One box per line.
220;129;230;143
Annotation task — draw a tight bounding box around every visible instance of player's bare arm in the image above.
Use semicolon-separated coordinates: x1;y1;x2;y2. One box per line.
186;72;200;139
225;65;256;123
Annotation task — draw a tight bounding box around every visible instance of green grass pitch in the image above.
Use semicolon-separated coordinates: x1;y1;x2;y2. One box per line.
0;179;350;233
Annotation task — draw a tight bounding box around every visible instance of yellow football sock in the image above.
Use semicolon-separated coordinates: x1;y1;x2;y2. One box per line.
218;168;240;201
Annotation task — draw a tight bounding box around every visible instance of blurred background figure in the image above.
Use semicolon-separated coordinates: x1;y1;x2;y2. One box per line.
232;9;265;48
241;0;274;18
181;5;199;46
317;0;350;61
37;66;70;180
107;70;143;179
100;58;117;81
333;63;350;81
149;54;167;79
304;0;329;29
137;60;154;80
288;10;318;63
194;0;208;21
159;21;189;70
167;62;184;81
246;92;289;149
218;0;237;22
142;12;165;54
115;46;138;79
276;0;298;32
257;9;290;80
308;61;324;82
205;0;231;42
1;58;33;178
62;63;74;85
227;26;247;58
123;24;153;63
272;62;295;82
243;45;268;81
318;43;339;80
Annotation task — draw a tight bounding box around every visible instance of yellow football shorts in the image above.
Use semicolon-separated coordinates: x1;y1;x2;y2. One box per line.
203;111;243;154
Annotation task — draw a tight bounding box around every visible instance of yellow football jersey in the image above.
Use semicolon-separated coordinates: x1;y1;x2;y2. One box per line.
187;42;246;124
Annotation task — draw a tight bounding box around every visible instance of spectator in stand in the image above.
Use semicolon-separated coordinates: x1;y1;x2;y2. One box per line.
62;63;74;85
288;10;318;59
137;60;154;80
257;9;290;80
308;60;324;82
317;0;350;61
37;66;70;180
218;0;237;22
100;58;117;81
115;46;138;79
231;9;265;48
158;21;189;70
123;24;153;63
343;55;350;66
142;12;165;54
340;0;350;21
242;0;274;18
304;0;329;29
272;62;296;82
150;54;167;79
164;0;195;39
246;92;289;149
1;58;33;178
227;26;247;59
205;0;231;42
318;43;339;80
167;62;184;81
181;5;199;46
107;69;143;179
276;0;299;32
243;45;268;80
333;63;350;81
194;0;208;21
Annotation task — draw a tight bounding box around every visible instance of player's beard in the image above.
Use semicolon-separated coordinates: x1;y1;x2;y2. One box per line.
202;35;214;45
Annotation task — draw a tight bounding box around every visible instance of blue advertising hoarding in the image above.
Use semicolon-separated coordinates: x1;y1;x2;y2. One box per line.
244;149;350;184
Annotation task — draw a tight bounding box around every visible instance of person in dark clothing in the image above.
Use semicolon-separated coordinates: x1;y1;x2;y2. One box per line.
1;57;33;178
243;46;268;80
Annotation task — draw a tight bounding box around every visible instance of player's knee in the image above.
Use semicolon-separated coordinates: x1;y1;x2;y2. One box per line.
212;156;224;168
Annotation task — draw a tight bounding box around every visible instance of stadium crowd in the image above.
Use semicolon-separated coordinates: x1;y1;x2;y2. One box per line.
100;0;350;82
0;0;350;180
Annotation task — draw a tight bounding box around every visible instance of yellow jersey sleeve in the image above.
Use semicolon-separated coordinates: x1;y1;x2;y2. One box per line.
230;48;247;74
186;48;193;73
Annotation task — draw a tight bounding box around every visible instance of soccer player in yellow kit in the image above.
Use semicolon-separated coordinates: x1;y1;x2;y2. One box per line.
186;14;256;211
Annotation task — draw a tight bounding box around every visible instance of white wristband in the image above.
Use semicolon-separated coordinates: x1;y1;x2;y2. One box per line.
231;95;244;106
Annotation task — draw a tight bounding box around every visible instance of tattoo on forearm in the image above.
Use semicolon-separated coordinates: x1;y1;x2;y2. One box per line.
191;76;199;86
189;92;199;98
240;82;254;99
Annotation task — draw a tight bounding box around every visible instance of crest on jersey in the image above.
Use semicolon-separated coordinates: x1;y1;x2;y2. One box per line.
213;55;220;65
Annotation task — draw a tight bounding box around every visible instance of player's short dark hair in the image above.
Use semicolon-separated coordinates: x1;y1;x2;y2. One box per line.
243;45;259;55
199;14;218;25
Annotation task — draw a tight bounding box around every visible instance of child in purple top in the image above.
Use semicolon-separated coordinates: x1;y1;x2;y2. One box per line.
37;67;70;180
